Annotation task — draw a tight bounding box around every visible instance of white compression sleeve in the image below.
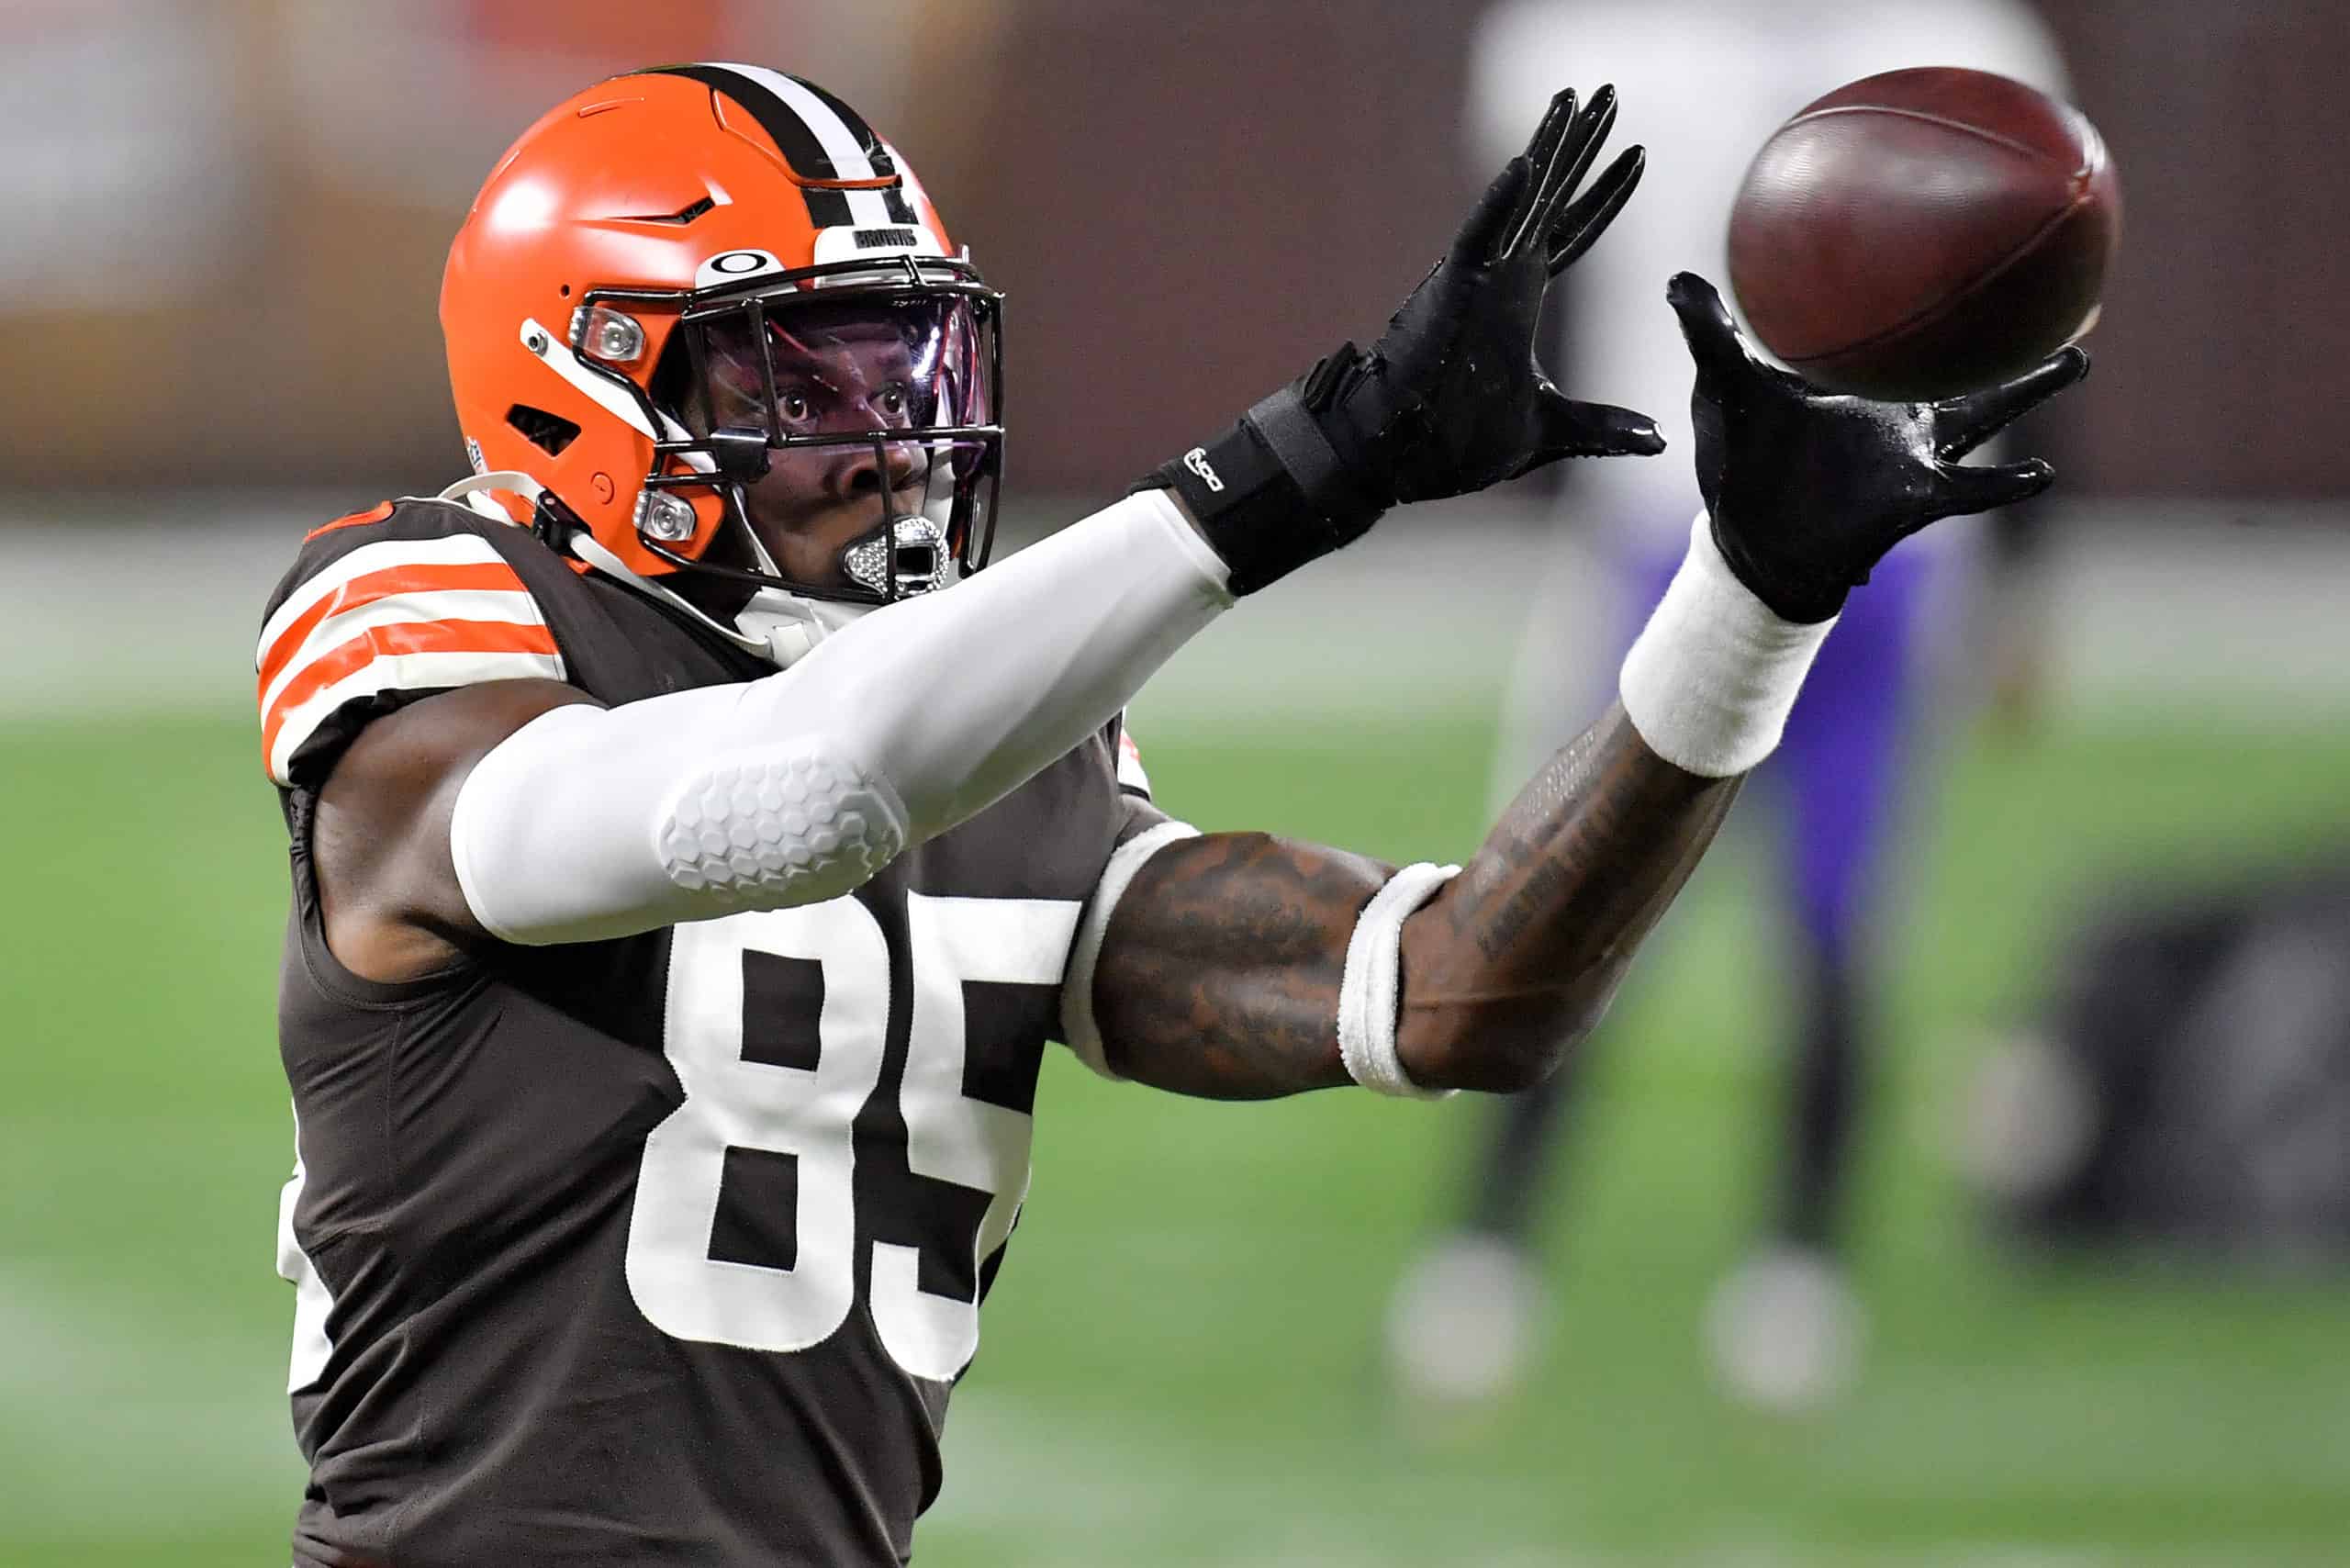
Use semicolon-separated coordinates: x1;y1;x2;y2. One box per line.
450;490;1234;944
1617;513;1838;778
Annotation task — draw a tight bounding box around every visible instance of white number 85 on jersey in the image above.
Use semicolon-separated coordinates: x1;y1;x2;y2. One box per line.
626;893;1078;1382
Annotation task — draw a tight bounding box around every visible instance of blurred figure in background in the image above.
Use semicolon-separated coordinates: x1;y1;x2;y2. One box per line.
1388;0;2068;1414
1964;861;2350;1259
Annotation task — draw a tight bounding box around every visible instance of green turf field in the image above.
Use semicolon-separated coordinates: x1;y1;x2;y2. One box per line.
5;711;2348;1565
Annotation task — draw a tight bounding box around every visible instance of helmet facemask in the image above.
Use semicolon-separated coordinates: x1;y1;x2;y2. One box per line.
610;257;1003;607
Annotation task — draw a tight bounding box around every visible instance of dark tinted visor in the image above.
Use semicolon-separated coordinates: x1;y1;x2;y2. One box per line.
678;293;995;445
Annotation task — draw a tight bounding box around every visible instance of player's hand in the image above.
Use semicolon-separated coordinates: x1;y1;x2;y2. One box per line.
1336;84;1664;502
1143;86;1661;597
1668;271;2088;623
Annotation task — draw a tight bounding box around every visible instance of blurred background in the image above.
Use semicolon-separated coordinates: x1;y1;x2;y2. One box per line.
4;1;2346;1563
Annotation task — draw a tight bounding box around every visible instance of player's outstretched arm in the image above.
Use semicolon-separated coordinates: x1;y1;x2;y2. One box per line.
1078;277;2091;1099
1085;705;1736;1097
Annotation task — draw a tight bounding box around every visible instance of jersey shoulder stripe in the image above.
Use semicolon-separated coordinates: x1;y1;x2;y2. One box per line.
258;504;567;789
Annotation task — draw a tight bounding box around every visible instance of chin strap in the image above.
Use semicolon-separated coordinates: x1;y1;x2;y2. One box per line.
732;587;873;667
434;471;866;669
560;528;766;655
439;469;546;521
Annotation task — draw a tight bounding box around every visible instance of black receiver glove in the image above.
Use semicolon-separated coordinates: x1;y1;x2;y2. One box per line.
1145;87;1663;596
1668;272;2090;623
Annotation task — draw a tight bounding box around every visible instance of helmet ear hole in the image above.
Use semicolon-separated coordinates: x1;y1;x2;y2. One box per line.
507;404;583;457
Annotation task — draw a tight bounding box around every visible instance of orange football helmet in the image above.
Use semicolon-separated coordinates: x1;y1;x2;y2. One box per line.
441;64;1002;602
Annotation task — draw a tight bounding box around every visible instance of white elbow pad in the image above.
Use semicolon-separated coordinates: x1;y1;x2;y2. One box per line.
653;745;908;911
450;700;912;945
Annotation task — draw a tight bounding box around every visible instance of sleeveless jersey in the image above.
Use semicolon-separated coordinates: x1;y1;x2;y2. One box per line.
258;498;1158;1566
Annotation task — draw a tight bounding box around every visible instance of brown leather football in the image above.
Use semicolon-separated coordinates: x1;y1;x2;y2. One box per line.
1727;66;2121;399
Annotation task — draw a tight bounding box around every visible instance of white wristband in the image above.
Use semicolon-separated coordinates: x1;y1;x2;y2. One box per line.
1618;513;1839;778
1337;862;1460;1100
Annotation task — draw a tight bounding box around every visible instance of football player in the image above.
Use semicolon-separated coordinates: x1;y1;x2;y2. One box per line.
261;63;2084;1566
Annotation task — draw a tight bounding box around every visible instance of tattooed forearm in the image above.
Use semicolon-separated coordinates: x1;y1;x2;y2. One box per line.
1399;702;1740;1089
1089;831;1389;1098
1472;852;1573;962
1086;703;1740;1099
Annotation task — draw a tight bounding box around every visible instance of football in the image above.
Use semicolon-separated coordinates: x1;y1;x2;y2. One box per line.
1727;66;2121;400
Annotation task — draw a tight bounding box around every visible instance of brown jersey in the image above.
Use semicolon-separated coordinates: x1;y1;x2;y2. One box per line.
259;497;1158;1566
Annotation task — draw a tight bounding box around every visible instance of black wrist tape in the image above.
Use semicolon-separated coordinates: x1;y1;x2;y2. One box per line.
1137;386;1388;597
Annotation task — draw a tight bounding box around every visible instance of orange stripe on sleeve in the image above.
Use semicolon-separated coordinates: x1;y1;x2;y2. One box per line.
259;619;562;767
257;560;532;698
